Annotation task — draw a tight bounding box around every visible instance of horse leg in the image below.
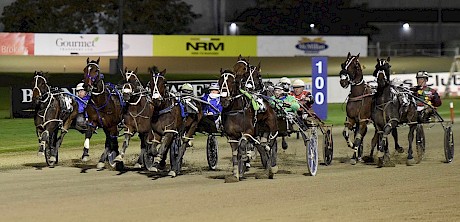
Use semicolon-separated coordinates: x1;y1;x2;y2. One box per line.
342;119;354;148
363;130;378;163
281;136;288;150
224;140;240;183
81;128;92;162
377;121;396;167
147;133;174;172
116;130;133;163
392;128;404;153
133;133;146;169
54;115;74;157
48;129;59;166
351;121;367;164
406;124;416;166
97;133;111;169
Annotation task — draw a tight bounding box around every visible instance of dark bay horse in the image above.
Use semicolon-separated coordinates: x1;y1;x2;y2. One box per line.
373;58;419;167
119;67;154;168
83;57;124;170
32;71;79;167
367;57;405;161
146;67;203;177
339;53;374;164
219;69;278;182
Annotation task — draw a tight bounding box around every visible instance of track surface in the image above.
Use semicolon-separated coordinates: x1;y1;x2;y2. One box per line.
0;124;459;221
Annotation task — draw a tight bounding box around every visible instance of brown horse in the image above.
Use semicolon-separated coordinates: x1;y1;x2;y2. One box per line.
339;53;374;164
373;58;419;167
219;68;278;182
83;57;124;170
32;71;79;167
118;67;154;168
146;67;203;177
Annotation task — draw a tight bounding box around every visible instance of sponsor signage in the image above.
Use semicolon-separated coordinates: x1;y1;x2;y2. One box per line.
0;33;34;55
153;35;257;57
35;34;118;56
258;36;368;57
312;57;328;120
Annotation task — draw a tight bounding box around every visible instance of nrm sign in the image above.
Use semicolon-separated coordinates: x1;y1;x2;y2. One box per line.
186;42;224;51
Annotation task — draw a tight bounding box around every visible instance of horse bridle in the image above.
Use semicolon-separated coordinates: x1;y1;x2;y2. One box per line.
374;59;391;84
33;75;51;103
243;65;261;91
220;72;236;98
340;56;364;86
85;62;105;95
125;70;142;86
151;73;171;101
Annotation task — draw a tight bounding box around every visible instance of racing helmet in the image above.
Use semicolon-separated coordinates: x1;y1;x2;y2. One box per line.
76;83;85;91
292;79;305;88
209;83;220;91
416;71;431;79
181;83;194;94
279;77;291;85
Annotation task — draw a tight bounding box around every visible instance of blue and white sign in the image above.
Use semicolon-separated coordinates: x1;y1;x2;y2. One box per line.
312;57;328;120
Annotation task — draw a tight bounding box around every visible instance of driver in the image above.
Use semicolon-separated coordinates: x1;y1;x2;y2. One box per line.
75;83;90;131
411;71;442;122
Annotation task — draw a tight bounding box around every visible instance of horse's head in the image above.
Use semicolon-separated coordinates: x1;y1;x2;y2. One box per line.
149;66;167;107
242;62;263;91
83;57;101;92
339;52;363;88
233;55;250;81
32;71;50;105
374;57;391;87
218;68;237;108
123;67;140;85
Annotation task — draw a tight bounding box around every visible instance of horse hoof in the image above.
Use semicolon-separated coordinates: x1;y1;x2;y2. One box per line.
168;171;177;178
396;146;405;153
377;157;384;168
96;162;105;169
147;166;158;172
270;165;279;174
224;175;239;183
350;159;357;165
255;172;269;179
49;156;56;162
133;163;142;169
114;155;123;163
81;156;89;162
37;151;44;156
406;158;416;166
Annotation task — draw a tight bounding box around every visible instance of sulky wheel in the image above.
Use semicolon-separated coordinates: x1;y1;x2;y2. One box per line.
444;125;454;163
306;127;319;176
415;124;426;164
206;135;219;170
323;128;333;166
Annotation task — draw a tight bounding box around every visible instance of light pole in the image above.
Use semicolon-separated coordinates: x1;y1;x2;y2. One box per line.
118;0;123;73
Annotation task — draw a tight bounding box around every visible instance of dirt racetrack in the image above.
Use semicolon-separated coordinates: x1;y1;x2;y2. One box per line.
0;123;459;221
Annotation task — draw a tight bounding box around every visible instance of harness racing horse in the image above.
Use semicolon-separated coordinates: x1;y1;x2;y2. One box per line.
339;53;374;164
83;57;124;170
373;58;419;167
366;58;405;162
236;61;281;168
32;71;79;167
219;69;278;182
119;67;154;168
146;67;203;177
